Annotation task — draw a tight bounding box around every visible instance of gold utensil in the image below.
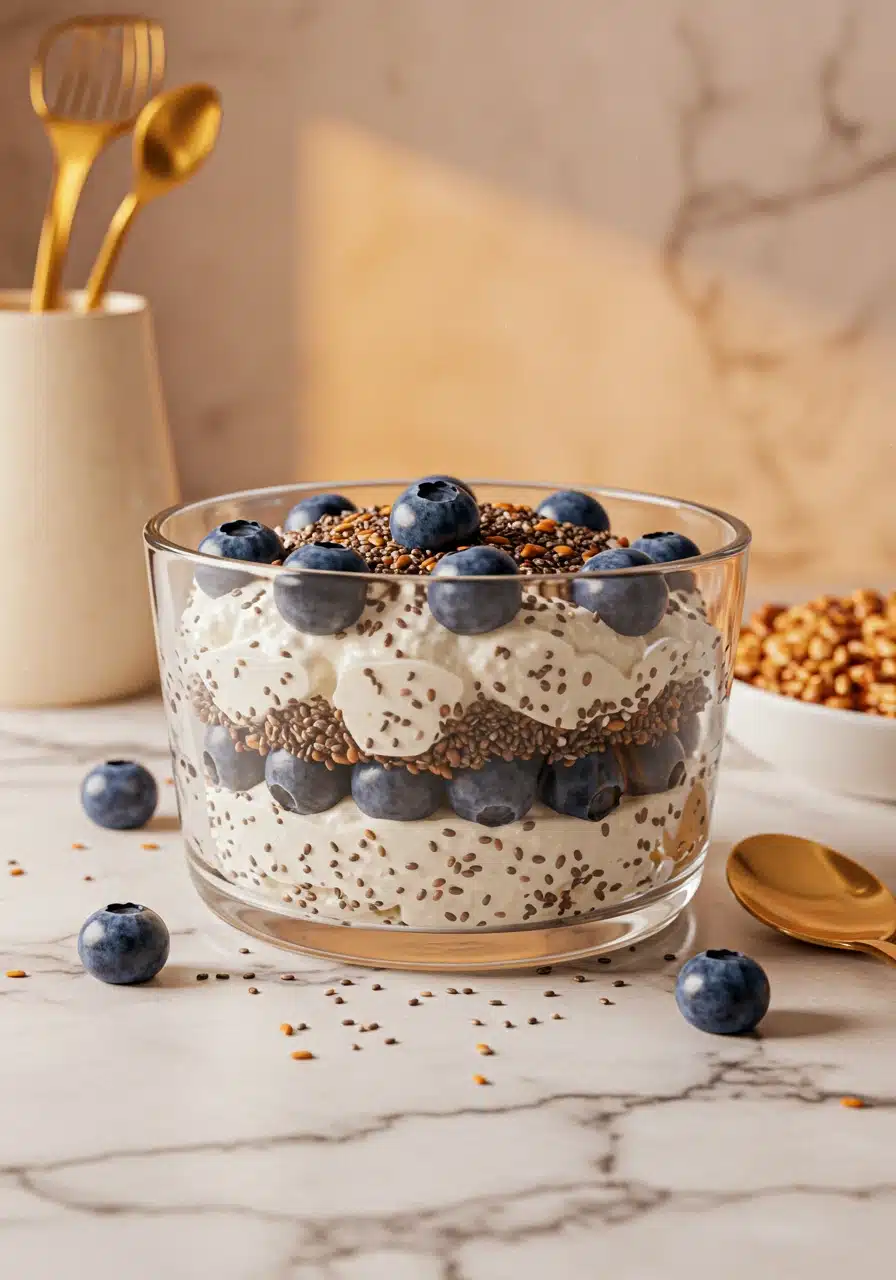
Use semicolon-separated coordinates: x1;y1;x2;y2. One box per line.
83;83;222;311
30;15;165;312
727;833;896;966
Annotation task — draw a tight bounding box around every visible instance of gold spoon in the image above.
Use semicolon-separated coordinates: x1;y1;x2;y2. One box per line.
727;834;896;966
83;83;221;311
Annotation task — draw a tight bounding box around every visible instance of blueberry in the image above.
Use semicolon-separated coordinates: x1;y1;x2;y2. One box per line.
675;949;770;1035
389;479;480;552
196;520;284;598
539;751;624;821
202;725;266;792
428;546;521;634
631;530;701;592
78;903;170;985
81;761;158;830
274;542;369;634
351;762;443;821
265;749;351;814
283;493;357;531
536;489;610;532
620;735;686;795
447;756;539;827
418;474;476;499
571;547;668;636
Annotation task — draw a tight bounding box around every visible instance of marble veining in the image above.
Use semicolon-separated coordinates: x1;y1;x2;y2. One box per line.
0;697;894;1277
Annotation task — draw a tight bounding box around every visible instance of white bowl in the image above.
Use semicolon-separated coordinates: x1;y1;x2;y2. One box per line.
727;680;896;802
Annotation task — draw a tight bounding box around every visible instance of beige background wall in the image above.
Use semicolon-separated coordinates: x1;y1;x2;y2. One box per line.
1;0;895;586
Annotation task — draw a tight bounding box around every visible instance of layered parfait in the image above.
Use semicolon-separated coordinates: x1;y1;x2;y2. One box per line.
165;479;724;931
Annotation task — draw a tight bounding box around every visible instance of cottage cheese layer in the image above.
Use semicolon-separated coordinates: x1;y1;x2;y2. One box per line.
204;770;711;930
177;581;721;758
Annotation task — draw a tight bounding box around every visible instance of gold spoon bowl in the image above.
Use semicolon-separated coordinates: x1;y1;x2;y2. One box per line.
727;833;896;966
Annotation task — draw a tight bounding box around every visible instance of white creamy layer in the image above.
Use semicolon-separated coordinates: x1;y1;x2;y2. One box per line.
179;581;721;756
204;771;712;930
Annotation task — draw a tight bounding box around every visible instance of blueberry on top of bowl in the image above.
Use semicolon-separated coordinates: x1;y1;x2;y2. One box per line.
389;479;480;552
418;474;476;499
428;545;521;634
284;493;357;531
536;489;610;533
196;520;284;598
571;547;669;636
274;542;369;634
631;530;701;591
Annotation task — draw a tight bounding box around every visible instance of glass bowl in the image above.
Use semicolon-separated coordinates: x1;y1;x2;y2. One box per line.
144;480;750;970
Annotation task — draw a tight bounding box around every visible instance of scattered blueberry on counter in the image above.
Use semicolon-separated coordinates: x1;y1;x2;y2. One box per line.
351;761;444;821
274;542;369;634
447;756;539;826
428;546;521;634
540;750;625;821
571;547;669;636
196;520;284;598
536;489;610;532
621;735;686;796
283;493;357;531
80;761;158;830
265;749;351;814
675;949;770;1035
389;479;480;552
78;903;170;985
202;725;266;792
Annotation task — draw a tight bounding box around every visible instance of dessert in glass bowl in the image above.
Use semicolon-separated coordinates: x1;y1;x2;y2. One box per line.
145;479;749;969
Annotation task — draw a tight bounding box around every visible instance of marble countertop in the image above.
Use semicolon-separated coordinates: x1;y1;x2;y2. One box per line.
1;698;893;1279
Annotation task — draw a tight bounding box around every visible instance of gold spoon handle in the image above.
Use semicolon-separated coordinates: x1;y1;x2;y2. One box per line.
31;147;100;312
853;939;896;966
83;191;141;311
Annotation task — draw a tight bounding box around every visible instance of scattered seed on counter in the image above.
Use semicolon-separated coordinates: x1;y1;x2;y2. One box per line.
243;972;256;980
384;1037;398;1045
196;973;209;981
551;1013;563;1020
83;875;94;882
574;975;587;983
5;970;27;978
600;998;614;1006
420;990;434;998
238;948;250;954
71;843;87;851
447;987;458;995
527;1017;539;1025
280;974;295;982
280;1023;294;1035
489;999;504;1007
248;987;260;995
536;966;552;975
597;958;611;966
372;983;383;991
141;842;160;851
472;1019;484;1027
7;859;17;865
476;1044;493;1055
462;987;474;995
543;990;558;998
341;978;354;986
503;1020;514;1029
473;1074;489;1086
366;1022;380;1031
215;973;229;981
296;1022;309;1031
351;1043;361;1051
9;868;24;877
165;776;174;785
291;1049;314;1060
613;980;627;988
334;996;345;1005
408;998;420;1006
325;988;336;996
664;954;677;962
840;1096;867;1109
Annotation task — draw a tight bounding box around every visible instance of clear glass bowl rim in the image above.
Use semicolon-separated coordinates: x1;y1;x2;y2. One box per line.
144;478;752;584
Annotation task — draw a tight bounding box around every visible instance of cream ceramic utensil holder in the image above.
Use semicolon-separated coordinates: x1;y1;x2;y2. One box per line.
0;291;179;706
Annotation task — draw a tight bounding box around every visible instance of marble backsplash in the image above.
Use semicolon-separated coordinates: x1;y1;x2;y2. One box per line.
1;0;894;585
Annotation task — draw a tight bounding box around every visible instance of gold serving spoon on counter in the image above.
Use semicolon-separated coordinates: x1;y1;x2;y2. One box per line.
728;834;896;966
83;82;222;310
30;15;165;311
